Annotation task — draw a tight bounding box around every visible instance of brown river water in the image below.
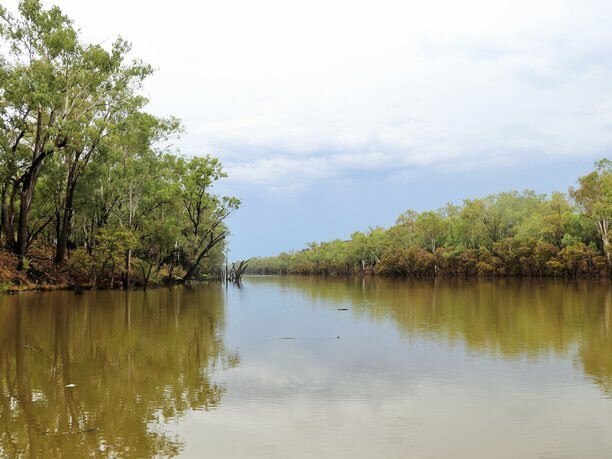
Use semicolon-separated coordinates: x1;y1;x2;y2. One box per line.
1;277;611;458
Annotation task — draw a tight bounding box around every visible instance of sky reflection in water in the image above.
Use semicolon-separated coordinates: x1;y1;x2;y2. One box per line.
1;278;611;458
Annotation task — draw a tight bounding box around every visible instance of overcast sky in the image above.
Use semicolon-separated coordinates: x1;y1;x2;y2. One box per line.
6;0;612;259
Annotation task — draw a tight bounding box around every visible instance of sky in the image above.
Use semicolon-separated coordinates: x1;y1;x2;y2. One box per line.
5;0;612;259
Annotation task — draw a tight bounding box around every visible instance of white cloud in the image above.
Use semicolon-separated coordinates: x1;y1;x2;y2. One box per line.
7;0;612;191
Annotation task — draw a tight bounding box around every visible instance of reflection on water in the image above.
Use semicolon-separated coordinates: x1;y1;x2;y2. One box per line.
0;286;236;457
262;277;612;395
1;278;612;458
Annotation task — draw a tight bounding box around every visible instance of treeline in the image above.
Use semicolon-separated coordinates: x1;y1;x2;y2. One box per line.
249;160;612;278
0;1;238;287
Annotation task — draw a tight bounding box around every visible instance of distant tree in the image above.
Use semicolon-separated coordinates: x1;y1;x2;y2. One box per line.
248;162;611;279
571;159;612;268
414;211;447;253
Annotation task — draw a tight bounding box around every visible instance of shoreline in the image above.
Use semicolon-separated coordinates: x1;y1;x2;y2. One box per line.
4;272;610;295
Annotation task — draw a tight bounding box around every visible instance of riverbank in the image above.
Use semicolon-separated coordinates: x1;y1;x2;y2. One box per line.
0;248;73;293
2;245;609;295
0;247;163;293
0;247;230;293
248;241;611;278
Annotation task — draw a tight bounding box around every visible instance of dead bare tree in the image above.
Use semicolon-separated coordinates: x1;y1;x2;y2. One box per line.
225;259;249;285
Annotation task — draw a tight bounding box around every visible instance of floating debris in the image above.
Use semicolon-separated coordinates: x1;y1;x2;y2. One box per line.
337;308;349;311
65;384;76;389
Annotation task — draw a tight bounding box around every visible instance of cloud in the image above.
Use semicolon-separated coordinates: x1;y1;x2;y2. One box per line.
10;0;612;195
169;0;612;192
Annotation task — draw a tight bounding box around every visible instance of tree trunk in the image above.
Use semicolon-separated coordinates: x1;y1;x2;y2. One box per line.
124;248;131;289
0;205;9;247
141;262;152;289
12;130;62;269
16;184;35;270
0;186;17;250
182;232;226;282
597;218;611;273
54;180;76;265
55;155;81;265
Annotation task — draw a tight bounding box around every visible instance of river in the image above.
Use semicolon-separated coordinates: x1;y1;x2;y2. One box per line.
1;277;611;457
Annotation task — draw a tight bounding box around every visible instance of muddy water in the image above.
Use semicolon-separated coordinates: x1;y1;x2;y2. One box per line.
1;277;611;458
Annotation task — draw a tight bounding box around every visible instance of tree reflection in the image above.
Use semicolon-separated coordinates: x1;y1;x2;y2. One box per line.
0;286;237;457
254;276;612;396
580;288;612;396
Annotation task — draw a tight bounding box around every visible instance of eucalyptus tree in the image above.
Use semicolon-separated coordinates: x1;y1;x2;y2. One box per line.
0;0;151;269
102;113;181;285
414;211;447;253
0;0;75;266
514;192;575;248
248;161;611;278
177;156;240;282
571;159;612;267
130;152;185;286
348;228;386;271
52;80;154;266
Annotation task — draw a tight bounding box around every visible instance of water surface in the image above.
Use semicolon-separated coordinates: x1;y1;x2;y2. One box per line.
1;277;611;457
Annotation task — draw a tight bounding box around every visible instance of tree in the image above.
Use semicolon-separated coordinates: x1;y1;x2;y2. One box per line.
102;113;181;285
570;159;612;268
1;0;75;268
414;211;447;253
69;227;136;287
0;1;240;287
51;57;154;265
0;1;151;269
248;168;611;279
177;156;240;282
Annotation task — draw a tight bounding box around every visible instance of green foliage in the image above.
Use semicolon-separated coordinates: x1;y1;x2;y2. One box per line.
70;228;136;286
570;159;612;265
249;160;611;278
0;1;238;286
